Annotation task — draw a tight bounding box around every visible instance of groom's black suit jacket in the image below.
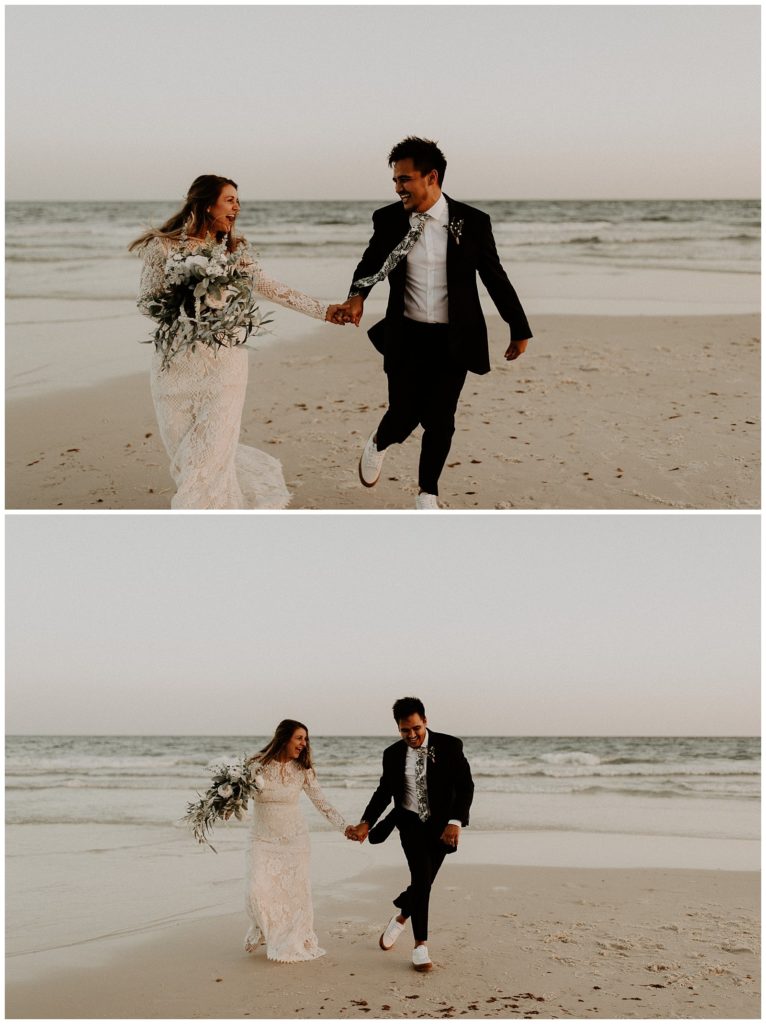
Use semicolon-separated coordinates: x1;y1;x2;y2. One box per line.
362;731;474;850
350;196;532;375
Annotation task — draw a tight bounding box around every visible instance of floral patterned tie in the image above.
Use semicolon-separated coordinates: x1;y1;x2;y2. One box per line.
349;213;429;297
414;747;430;822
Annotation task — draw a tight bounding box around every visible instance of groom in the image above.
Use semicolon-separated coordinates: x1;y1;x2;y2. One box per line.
335;136;532;509
345;697;474;972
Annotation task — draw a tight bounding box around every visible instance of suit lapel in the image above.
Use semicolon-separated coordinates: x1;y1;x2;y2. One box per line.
444;196;459;297
444;196;455;243
387;206;411;294
393;203;410;243
425;731;438;804
395;739;408;799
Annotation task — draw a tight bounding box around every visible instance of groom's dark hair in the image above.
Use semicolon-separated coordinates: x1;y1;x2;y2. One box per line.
388;137;447;186
392;697;426;722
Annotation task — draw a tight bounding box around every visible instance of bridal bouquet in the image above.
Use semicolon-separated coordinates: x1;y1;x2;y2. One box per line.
183;758;263;852
144;236;272;369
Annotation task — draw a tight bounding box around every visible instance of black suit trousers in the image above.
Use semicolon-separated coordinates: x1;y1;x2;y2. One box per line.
393;810;450;942
375;319;467;496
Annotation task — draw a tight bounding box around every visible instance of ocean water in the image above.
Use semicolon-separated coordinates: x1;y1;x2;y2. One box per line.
6;198;760;398
5;199;760;302
6;735;759;842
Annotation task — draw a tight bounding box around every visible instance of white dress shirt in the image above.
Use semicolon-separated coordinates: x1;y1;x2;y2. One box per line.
404;193;449;324
403;730;461;827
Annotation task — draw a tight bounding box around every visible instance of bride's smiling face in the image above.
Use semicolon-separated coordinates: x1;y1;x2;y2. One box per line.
285;728;308;760
207;183;240;234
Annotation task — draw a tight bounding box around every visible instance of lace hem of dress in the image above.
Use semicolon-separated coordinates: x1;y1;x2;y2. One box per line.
245;927;327;962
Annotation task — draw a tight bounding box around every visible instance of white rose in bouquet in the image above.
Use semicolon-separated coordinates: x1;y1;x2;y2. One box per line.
217;783;234;799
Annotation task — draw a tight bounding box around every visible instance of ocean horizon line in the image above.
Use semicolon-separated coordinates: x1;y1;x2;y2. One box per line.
6;732;760;740
6;196;761;205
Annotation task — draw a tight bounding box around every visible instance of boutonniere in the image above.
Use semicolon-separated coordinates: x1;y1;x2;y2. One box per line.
426;746;436;764
448;218;464;245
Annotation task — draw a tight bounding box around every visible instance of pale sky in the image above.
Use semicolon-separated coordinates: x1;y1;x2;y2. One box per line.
5;5;760;200
6;514;759;736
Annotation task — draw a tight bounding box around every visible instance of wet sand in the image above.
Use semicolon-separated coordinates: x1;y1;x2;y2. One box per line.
6;861;759;1019
6;314;760;509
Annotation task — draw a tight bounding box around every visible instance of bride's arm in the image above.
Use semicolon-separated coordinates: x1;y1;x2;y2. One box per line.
303;768;347;830
137;236;170;315
240;246;330;321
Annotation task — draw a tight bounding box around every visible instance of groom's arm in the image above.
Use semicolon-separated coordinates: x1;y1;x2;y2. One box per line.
358;748;396;831
449;740;475;827
340;207;401;325
475;213;533;354
348;209;391;301
361;772;393;829
336;212;389;326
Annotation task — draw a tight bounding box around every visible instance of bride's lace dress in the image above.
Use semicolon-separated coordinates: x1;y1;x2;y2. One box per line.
245;760;346;962
138;237;329;509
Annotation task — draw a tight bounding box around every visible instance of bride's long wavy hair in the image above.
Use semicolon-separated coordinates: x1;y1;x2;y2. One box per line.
128;175;243;254
249;719;314;771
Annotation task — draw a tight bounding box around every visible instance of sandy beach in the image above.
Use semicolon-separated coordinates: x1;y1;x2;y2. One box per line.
5;312;760;509
6;734;760;1023
6;825;760;1020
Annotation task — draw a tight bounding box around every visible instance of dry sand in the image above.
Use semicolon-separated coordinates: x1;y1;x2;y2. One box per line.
5;314;760;509
6;864;759;1019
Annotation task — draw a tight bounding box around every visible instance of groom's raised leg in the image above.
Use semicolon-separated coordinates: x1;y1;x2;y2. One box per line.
359;432;386;487
379;913;407;950
360;364;419;488
397;815;450;944
375;367;421;453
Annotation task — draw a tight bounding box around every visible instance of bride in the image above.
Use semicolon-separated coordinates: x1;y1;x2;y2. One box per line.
245;720;349;962
129;175;346;510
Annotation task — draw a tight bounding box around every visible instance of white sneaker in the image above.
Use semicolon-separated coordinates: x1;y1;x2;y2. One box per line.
412;944;433;972
379;914;406;950
415;492;440;510
359;432;385;487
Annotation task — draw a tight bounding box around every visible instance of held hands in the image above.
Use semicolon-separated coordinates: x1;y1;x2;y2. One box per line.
326;304;350;325
325;295;364;327
504;338;530;361
345;822;370;843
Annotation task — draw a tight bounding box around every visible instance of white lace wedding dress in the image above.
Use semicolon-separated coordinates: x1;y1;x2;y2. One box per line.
245;759;347;962
138;237;329;509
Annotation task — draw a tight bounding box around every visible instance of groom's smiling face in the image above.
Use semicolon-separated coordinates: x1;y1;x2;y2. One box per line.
398;713;427;748
392;159;441;214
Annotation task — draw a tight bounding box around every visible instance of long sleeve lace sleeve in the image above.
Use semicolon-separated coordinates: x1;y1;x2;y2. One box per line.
242;247;329;321
303;769;347;831
137;237;169;315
